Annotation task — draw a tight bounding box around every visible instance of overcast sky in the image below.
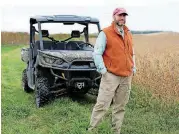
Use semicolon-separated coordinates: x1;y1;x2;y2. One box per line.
1;0;179;33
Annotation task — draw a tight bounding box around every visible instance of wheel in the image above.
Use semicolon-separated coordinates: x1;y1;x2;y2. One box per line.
22;69;33;93
35;71;52;108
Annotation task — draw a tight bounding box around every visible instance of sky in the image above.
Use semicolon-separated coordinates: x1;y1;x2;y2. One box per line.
1;0;179;33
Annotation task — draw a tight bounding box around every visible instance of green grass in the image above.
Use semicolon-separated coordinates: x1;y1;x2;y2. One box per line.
1;45;179;134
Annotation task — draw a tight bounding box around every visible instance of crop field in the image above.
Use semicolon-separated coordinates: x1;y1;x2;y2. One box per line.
1;32;179;134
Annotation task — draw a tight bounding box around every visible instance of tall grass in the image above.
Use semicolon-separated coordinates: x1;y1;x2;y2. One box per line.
1;32;30;45
133;50;179;102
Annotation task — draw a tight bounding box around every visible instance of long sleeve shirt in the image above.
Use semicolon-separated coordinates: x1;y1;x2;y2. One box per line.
93;28;136;74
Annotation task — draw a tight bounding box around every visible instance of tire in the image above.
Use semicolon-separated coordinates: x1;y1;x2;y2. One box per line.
22;69;33;93
35;71;52;108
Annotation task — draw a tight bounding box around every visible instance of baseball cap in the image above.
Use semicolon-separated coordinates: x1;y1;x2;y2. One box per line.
113;8;128;16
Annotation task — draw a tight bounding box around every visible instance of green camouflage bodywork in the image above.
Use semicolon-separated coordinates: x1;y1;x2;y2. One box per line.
21;48;29;63
21;49;94;69
37;50;94;69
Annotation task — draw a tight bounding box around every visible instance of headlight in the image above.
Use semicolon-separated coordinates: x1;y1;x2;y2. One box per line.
44;57;56;64
54;59;64;65
43;56;64;65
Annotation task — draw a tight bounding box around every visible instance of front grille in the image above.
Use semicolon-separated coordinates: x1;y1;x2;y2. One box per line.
70;71;91;78
70;61;95;69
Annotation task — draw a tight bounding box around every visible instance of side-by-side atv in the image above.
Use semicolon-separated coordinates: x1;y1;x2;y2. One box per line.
21;15;101;107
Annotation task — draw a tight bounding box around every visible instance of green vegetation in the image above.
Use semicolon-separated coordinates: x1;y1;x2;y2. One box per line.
1;45;179;134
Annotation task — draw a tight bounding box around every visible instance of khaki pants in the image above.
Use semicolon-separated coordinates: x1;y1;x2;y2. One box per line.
89;71;132;134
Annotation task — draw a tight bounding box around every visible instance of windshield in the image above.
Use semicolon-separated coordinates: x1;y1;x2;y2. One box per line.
34;23;99;45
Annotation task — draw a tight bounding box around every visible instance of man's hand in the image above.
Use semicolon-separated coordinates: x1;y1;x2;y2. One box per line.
100;67;107;75
133;66;136;76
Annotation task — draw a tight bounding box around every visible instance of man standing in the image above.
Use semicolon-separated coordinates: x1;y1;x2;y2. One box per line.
88;8;136;134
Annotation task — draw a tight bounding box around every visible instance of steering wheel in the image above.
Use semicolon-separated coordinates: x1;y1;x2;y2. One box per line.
75;42;82;50
65;41;82;50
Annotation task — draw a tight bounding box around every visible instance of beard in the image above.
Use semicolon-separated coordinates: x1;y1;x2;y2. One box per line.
116;22;124;26
114;18;125;26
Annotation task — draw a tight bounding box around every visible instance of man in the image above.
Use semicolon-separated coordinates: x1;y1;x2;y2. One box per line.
87;8;136;134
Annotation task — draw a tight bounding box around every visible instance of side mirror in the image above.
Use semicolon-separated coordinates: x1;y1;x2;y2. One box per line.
42;30;49;37
71;30;80;38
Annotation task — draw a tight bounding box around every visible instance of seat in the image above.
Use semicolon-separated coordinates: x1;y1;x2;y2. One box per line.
54;42;66;50
66;41;84;50
33;40;55;56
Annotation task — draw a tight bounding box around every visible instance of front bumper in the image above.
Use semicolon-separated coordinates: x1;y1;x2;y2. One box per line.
49;68;101;92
